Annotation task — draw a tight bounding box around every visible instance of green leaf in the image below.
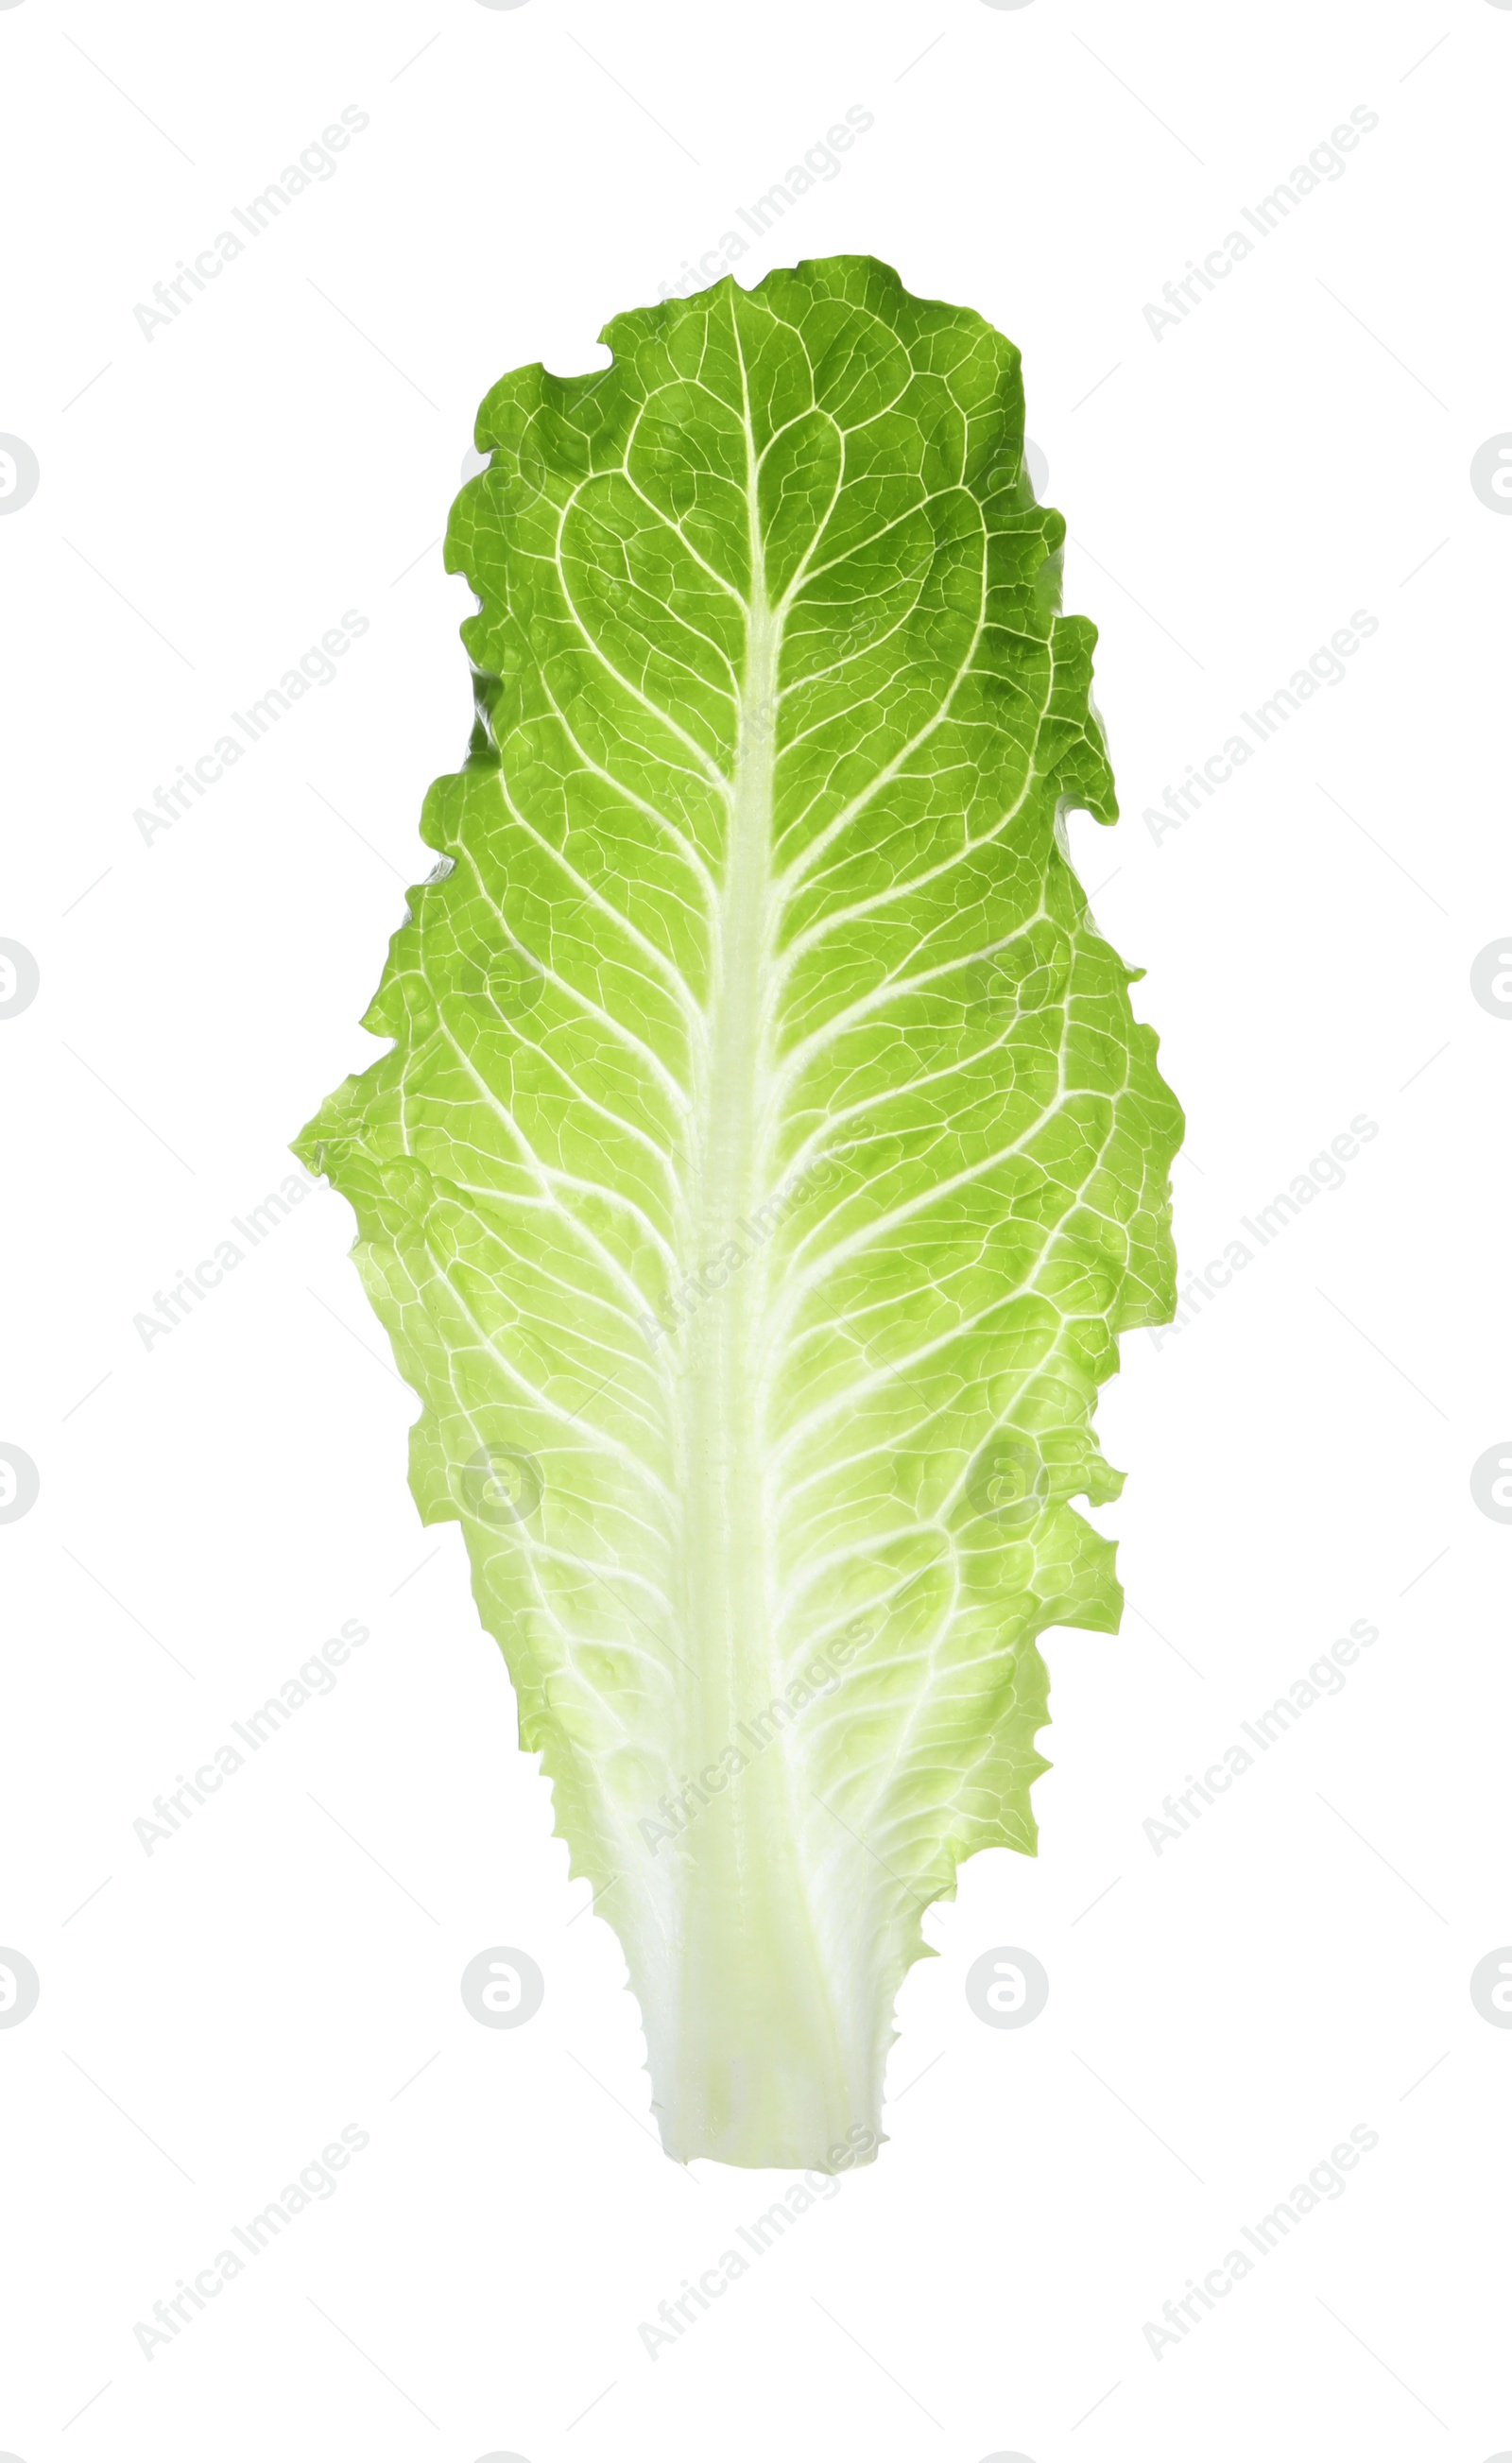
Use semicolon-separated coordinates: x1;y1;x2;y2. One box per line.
296;255;1181;2170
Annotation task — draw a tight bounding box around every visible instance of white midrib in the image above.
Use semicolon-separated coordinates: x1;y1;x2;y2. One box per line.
665;411;863;2163
683;376;782;1782
683;583;778;1758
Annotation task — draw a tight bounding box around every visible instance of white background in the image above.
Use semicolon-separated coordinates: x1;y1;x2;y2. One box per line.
2;2;1509;2457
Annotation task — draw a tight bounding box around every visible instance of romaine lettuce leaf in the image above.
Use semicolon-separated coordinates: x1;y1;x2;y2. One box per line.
296;255;1180;2170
